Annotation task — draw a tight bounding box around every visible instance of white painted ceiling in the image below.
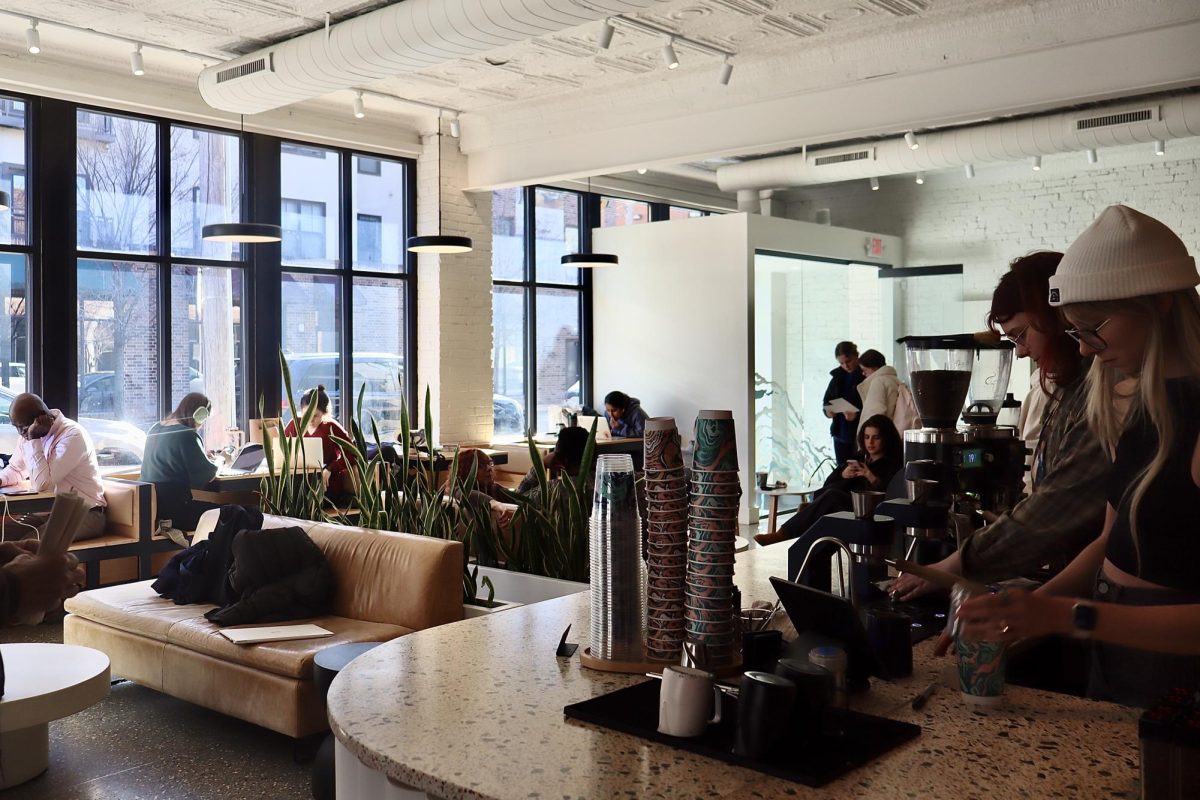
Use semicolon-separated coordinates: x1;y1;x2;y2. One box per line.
0;0;1195;192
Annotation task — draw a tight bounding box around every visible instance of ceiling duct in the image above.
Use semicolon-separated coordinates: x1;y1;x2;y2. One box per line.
199;0;663;114
716;93;1200;192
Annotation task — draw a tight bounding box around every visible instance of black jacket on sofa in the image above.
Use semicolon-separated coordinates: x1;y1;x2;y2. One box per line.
204;526;334;627
152;505;262;606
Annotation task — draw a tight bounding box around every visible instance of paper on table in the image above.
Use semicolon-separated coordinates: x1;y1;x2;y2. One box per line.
824;398;858;415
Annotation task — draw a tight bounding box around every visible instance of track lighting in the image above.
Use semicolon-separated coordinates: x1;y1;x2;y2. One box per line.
869;177;879;191
130;43;144;76
915;172;925;185
1031;155;1041;171
352;91;365;119
1155;140;1165;156
597;18;615;50
25;20;40;55
661;40;679;70
1086;148;1098;165
964;164;975;179
904;131;919;150
719;59;733;86
449;117;461;138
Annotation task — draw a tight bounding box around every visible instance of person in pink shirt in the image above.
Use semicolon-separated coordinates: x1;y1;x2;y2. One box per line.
0;393;107;541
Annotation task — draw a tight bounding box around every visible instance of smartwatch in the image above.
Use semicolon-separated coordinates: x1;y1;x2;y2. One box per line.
1071;601;1098;639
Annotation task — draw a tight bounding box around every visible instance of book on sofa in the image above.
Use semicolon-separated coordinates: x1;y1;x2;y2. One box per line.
218;624;334;645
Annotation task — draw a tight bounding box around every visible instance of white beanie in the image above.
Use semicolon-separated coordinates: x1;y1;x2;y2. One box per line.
1048;205;1197;306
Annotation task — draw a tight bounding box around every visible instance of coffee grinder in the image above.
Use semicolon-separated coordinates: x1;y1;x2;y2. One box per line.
889;334;1026;562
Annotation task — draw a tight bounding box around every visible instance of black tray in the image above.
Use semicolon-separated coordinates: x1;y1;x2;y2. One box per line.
564;680;920;787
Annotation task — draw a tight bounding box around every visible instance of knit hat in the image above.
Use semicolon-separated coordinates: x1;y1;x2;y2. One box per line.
1048;205;1197;306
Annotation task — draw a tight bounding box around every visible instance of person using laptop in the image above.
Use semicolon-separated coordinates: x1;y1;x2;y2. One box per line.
140;393;220;531
283;385;357;504
603;391;648;439
518;426;591;497
0;392;108;541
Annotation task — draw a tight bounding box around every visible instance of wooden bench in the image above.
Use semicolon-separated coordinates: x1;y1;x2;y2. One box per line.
70;479;181;588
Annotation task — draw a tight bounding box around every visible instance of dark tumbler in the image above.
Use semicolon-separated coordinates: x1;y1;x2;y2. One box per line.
733;671;796;760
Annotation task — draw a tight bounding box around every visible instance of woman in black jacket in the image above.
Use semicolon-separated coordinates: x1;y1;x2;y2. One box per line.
755;414;903;547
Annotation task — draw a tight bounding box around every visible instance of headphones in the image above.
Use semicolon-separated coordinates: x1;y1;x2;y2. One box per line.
193;405;211;426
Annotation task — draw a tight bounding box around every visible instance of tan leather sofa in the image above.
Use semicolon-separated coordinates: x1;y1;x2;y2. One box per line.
64;514;464;737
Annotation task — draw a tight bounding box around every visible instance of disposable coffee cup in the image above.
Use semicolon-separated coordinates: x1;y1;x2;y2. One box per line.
949;585;1007;706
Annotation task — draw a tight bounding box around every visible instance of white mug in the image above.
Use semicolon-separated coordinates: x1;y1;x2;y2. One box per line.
657;665;722;737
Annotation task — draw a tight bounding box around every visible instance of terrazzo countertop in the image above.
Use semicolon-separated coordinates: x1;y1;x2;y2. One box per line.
327;545;1142;799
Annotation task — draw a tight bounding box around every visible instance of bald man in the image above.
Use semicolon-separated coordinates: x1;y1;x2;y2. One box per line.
0;393;107;541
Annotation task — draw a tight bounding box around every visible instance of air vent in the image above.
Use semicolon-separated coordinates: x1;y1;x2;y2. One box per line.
216;55;272;84
1075;107;1157;131
812;149;873;167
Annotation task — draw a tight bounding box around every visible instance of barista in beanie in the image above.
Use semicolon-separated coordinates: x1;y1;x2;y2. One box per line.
951;205;1200;708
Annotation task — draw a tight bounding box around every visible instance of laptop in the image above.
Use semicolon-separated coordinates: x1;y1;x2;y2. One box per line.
268;437;325;473
577;414;613;441
222;443;265;474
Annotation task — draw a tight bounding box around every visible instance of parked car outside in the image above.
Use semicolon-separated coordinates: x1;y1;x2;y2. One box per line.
493;394;525;436
0;385;146;468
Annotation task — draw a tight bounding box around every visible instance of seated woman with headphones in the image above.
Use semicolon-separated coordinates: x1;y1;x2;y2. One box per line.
140;392;220;532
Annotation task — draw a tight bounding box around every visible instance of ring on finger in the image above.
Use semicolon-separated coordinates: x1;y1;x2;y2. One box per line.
1000;620;1011;635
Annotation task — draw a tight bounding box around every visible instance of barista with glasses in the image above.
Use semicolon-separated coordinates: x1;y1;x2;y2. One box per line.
954;206;1200;708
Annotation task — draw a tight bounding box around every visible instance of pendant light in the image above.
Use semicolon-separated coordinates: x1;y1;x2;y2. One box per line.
407;117;473;254
202;115;282;244
560;177;619;269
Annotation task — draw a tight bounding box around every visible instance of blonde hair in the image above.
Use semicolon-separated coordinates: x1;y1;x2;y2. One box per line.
1069;289;1200;567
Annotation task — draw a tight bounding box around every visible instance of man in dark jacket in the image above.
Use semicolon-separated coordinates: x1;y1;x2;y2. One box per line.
822;341;864;464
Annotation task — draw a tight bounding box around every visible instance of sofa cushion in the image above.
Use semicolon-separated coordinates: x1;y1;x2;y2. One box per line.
66;580;410;680
165;615;409;680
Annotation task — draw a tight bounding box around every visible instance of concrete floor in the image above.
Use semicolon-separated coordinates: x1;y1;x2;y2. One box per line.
1;622;312;800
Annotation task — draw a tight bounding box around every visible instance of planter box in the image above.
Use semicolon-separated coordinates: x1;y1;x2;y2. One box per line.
473;565;587;606
462;600;519;619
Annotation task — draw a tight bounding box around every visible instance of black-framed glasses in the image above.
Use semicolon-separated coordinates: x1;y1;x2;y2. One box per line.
1001;325;1030;346
1065;318;1111;351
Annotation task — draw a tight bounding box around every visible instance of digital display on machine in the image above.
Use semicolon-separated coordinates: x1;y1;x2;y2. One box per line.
960;448;985;469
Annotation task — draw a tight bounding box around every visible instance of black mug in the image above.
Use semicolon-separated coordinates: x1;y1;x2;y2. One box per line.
733;671;796;761
866;609;913;678
741;629;783;673
773;657;834;742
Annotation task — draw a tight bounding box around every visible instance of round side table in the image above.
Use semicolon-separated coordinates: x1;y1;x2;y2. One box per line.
312;642;382;800
0;643;110;788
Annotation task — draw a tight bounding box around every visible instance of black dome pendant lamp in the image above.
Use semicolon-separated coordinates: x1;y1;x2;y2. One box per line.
202;115;282;244
561;176;618;268
407;117;473;255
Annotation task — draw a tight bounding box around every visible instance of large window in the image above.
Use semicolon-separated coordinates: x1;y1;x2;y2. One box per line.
0;96;29;404
73;112;247;456
600;196;649;227
281;149;412;437
491;186;587;437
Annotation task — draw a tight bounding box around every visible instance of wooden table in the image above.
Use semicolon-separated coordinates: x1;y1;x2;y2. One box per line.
760;484;822;537
0;489;57;516
0;644;111;788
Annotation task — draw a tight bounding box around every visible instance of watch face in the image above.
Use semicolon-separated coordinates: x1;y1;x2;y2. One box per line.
1073;603;1098;632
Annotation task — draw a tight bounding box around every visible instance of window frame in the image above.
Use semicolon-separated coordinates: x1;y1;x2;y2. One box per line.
492;185;593;437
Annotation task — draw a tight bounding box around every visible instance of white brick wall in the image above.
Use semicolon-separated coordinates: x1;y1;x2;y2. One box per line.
415;123;494;444
784;137;1200;396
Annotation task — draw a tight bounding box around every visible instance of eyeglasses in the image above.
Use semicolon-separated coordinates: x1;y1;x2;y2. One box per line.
1065;318;1111;351
1001;325;1029;346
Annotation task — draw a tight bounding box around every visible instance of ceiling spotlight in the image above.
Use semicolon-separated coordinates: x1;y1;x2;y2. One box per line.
915;172;925;185
1086;148;1098;165
1031;155;1042;171
904;131;919;150
636;168;648;175
449;116;461;138
597;18;615;50
964;164;976;179
662;40;679;70
1155;139;1166;156
719;59;733;86
25;20;40;55
352;91;365;119
869;177;879;191
130;43;145;76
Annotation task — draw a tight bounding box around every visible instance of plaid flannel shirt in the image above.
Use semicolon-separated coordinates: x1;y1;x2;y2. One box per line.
960;376;1109;583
